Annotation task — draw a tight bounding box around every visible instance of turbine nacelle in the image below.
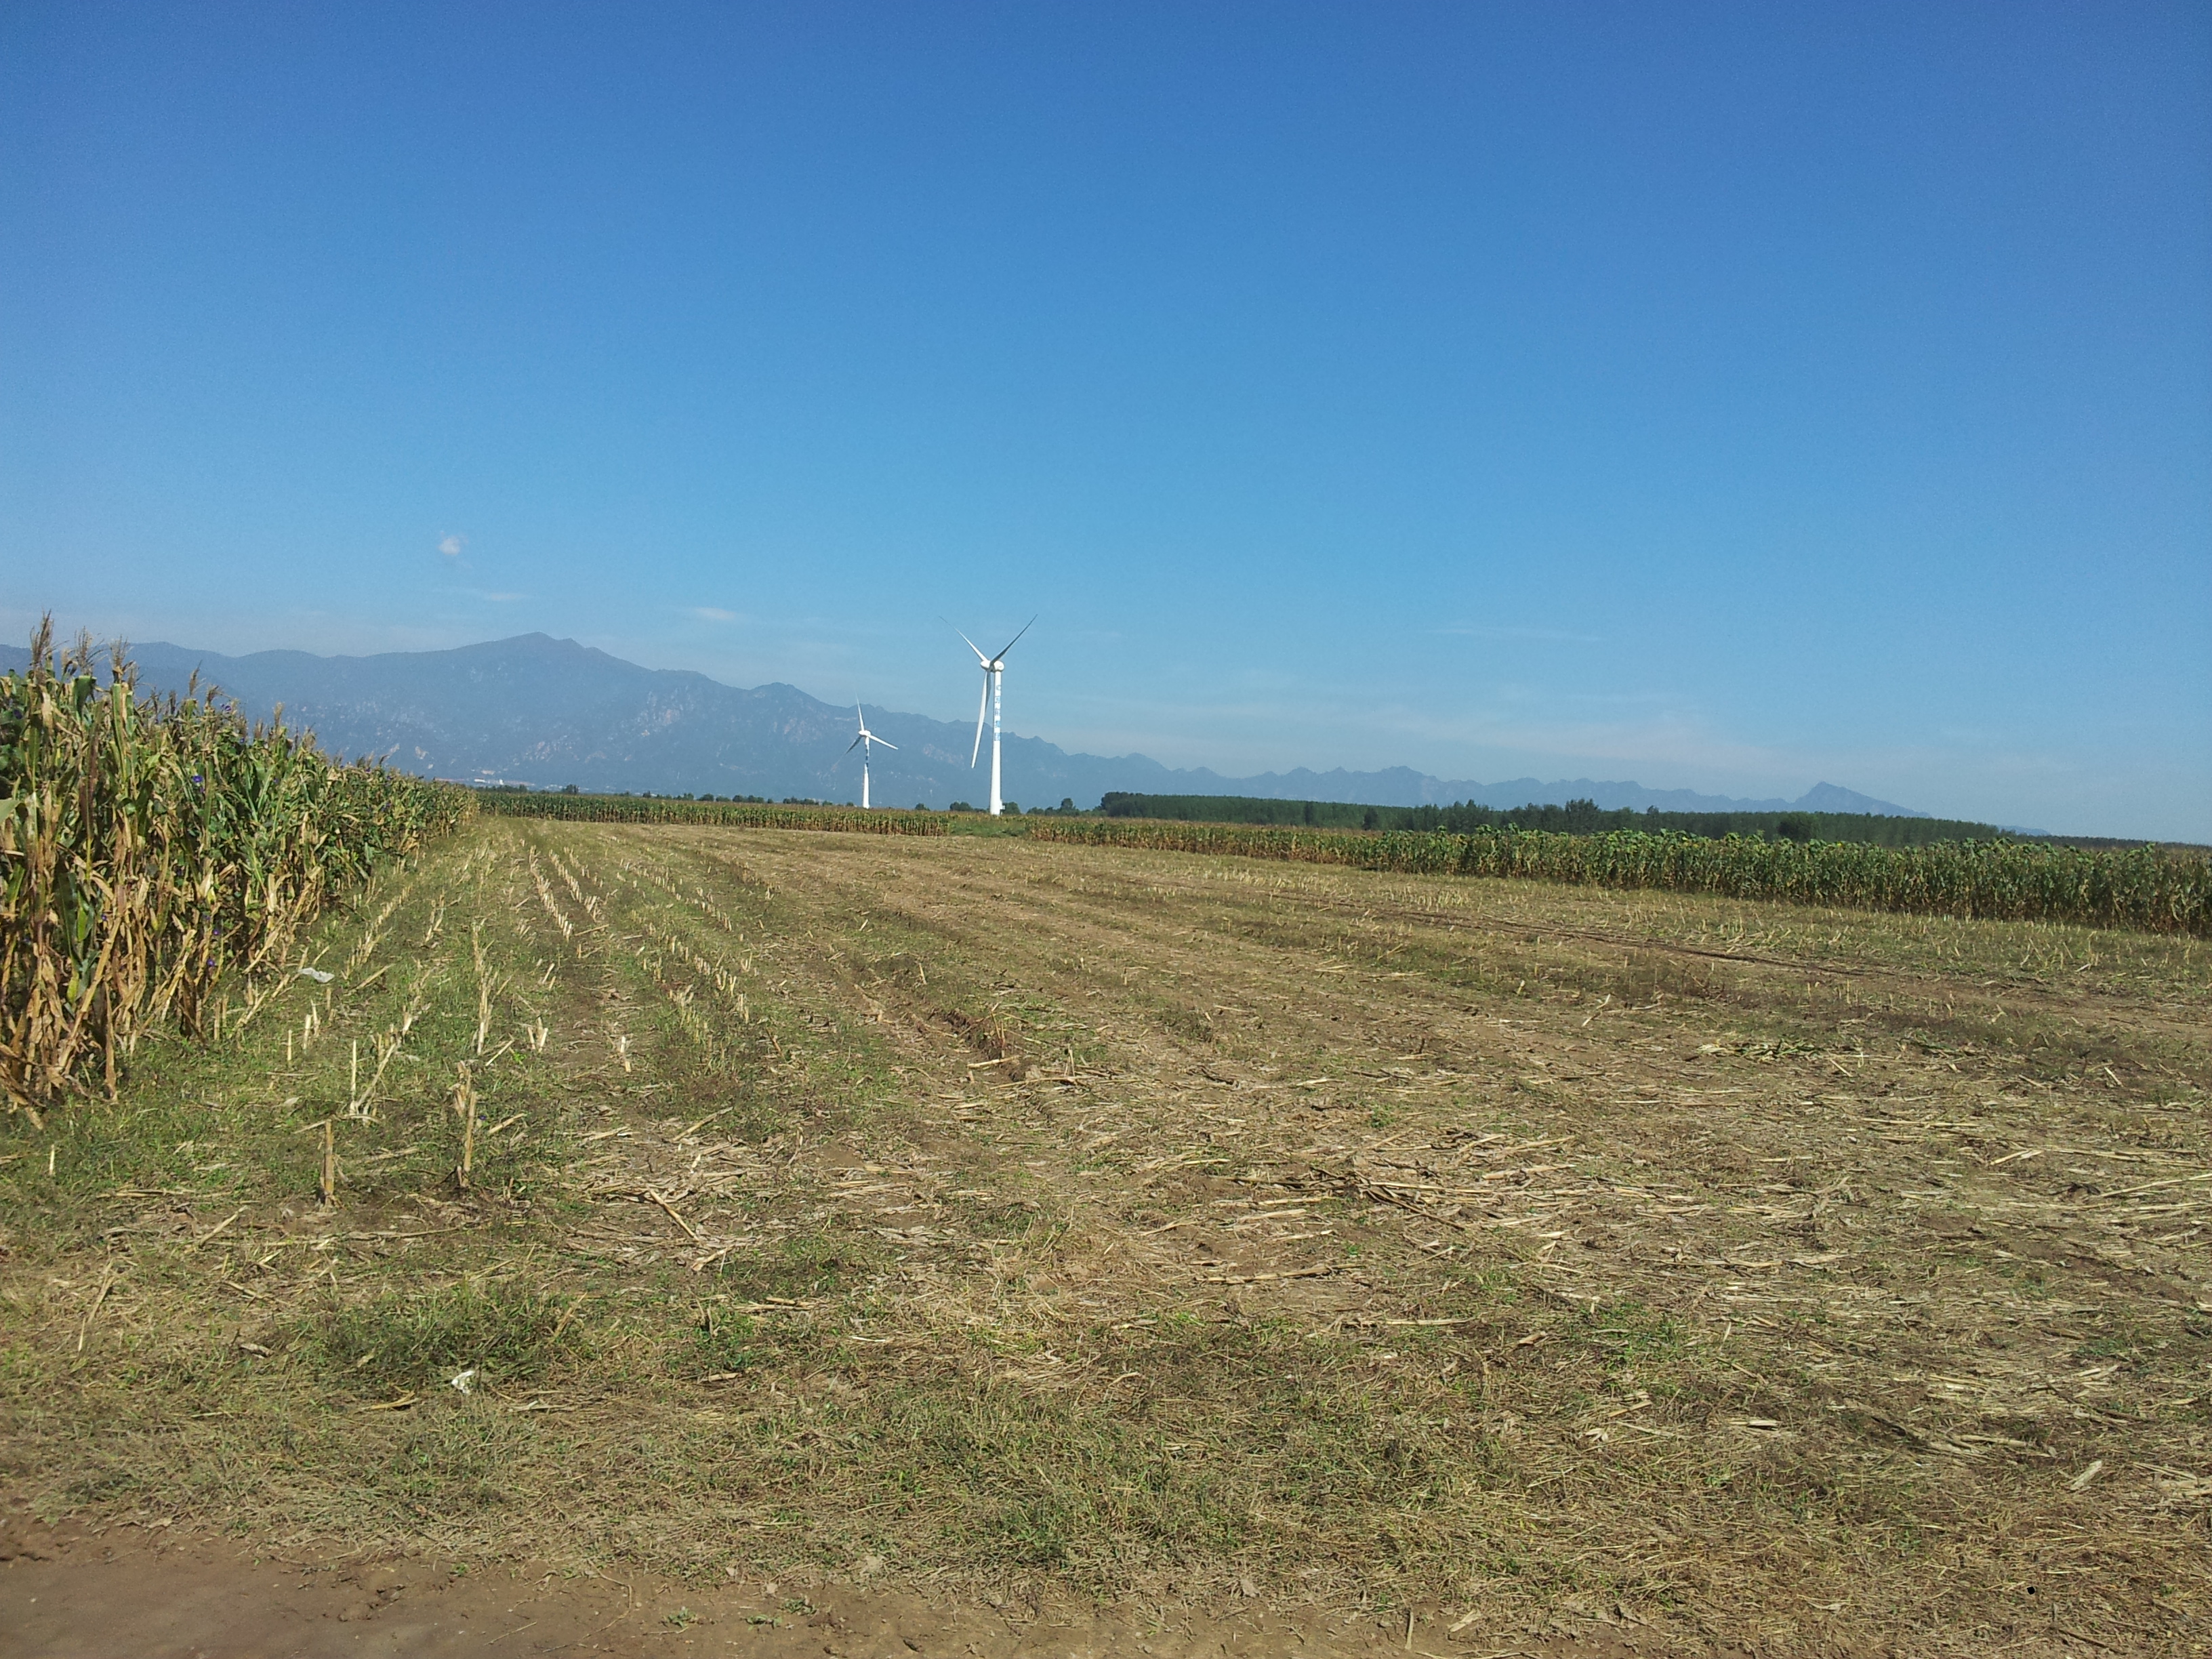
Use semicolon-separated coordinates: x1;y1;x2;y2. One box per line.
846;701;897;754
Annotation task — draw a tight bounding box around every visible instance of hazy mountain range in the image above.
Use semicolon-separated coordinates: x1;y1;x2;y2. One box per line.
5;633;1929;818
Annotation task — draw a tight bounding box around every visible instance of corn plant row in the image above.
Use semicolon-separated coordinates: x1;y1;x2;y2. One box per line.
0;624;472;1118
480;796;946;836
1027;819;2211;937
478;794;948;835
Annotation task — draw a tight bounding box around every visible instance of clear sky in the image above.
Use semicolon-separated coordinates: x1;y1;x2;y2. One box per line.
5;2;2208;838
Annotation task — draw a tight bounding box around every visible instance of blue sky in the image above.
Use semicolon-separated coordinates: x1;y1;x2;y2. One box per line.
4;2;2207;838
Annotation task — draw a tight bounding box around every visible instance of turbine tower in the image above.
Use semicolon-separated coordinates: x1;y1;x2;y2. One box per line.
846;703;896;809
951;617;1035;817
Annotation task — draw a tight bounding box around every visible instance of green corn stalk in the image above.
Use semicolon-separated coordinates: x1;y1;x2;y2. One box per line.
1023;818;2209;937
1;619;471;1119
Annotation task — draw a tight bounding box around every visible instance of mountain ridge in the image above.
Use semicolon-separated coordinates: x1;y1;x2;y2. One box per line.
0;632;1929;819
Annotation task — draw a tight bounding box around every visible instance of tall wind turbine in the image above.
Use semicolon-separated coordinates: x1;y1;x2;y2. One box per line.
846;703;896;809
950;617;1034;817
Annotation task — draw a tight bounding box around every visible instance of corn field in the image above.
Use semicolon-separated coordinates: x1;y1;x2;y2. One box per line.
478;794;948;835
481;792;2209;934
1;624;472;1119
1027;818;2212;936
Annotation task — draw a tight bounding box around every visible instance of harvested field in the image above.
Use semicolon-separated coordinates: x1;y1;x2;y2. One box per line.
3;819;2208;1656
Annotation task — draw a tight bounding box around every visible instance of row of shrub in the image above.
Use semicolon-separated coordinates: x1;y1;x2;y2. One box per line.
1026;817;2212;936
1;626;471;1118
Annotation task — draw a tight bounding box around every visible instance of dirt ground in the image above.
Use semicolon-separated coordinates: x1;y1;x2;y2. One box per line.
1;1509;1684;1659
3;821;2207;1656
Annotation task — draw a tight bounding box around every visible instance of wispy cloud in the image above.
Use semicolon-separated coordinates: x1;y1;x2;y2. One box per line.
690;607;741;623
438;533;466;558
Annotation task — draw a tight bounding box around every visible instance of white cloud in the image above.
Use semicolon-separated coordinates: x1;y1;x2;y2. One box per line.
438;534;466;558
691;607;740;623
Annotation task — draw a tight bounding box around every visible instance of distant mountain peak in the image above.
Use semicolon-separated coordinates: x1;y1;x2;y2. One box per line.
1795;781;1928;818
1;632;1933;820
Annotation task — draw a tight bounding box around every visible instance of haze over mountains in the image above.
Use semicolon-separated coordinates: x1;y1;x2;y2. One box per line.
6;634;1929;819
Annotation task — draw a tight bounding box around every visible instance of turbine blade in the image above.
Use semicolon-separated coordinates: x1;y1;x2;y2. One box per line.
877;737;897;750
943;617;991;666
994;614;1038;661
971;672;989;766
847;733;864;754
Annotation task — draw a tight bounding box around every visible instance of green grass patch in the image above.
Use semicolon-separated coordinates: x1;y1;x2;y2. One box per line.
299;1283;583;1397
708;1229;882;1303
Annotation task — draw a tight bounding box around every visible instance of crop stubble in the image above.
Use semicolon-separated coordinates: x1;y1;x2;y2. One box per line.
2;817;2207;1654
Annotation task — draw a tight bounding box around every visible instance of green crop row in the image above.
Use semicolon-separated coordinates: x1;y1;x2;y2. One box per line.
1;625;472;1118
474;794;950;835
1027;817;2211;936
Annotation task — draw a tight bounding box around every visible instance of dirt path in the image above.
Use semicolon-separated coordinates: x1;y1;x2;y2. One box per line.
2;1513;1666;1659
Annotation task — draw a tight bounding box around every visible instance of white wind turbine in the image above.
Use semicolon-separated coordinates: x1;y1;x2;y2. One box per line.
846;703;896;809
950;616;1035;817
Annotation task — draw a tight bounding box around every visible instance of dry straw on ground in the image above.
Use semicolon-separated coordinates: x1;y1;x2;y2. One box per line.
3;815;2206;1656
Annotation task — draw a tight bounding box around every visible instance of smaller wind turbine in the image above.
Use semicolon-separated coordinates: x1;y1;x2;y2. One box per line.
949;617;1034;816
846;703;896;809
